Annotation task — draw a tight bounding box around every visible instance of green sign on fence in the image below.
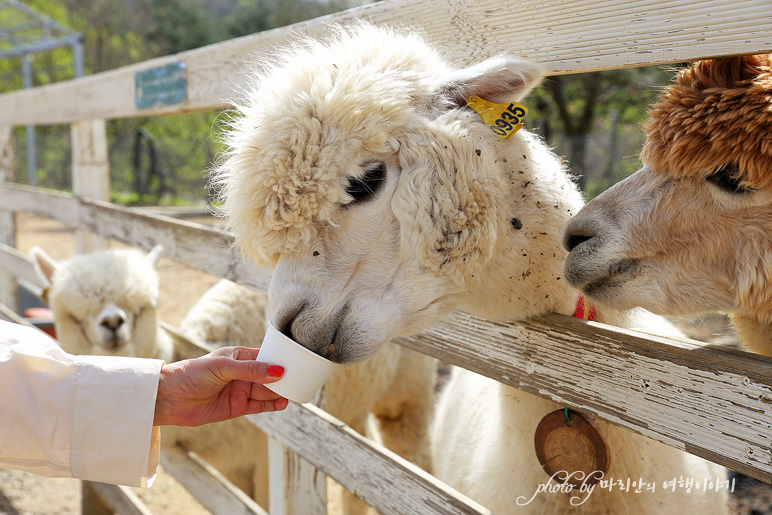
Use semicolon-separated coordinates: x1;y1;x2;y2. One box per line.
135;61;187;110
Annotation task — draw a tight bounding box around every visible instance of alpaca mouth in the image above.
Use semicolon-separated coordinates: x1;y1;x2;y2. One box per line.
567;258;641;300
98;336;126;349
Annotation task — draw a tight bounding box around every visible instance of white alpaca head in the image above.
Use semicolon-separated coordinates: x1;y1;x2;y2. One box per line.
214;23;578;363
31;245;165;357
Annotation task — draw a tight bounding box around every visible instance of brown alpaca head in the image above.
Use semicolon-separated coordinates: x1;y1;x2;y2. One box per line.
562;54;772;346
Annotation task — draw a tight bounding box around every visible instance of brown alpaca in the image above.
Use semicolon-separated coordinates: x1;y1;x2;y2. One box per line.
563;53;772;357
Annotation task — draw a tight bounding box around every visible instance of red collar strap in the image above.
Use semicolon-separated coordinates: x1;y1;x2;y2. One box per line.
574;296;596;321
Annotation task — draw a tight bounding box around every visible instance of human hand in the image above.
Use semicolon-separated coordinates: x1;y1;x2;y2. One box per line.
153;346;288;426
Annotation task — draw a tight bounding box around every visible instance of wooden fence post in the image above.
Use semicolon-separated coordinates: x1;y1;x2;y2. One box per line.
71;119;110;253
267;438;327;515
268;390;327;515
0;125;17;310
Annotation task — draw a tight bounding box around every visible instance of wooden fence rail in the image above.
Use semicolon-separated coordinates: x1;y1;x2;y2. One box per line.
0;0;770;125
3;193;772;486
2;0;772;513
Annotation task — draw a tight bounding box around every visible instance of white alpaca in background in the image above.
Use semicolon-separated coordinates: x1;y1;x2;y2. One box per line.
212;23;728;513
179;278;269;349
31;245;172;361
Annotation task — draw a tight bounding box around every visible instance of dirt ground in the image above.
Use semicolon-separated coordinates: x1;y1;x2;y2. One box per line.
2;213;771;514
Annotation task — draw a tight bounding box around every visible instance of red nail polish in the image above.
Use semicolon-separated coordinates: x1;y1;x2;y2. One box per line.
267;365;284;377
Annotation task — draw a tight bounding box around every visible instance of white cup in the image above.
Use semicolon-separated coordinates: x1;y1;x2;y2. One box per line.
257;321;338;403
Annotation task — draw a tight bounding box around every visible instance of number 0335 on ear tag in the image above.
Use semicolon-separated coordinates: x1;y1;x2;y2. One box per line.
534;409;610;486
466;95;528;139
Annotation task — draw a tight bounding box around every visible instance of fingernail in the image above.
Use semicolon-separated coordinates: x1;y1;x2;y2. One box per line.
267;365;284;377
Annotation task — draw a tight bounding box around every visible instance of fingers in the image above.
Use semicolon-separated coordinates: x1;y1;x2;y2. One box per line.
246;397;289;414
206;348;284;384
232;346;261;361
210;346;260;361
226;357;285;384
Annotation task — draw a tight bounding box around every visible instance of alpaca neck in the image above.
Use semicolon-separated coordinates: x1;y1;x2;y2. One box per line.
457;129;586;322
730;313;772;357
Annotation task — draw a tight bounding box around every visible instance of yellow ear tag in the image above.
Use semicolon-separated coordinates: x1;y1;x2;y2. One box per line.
466;95;528;140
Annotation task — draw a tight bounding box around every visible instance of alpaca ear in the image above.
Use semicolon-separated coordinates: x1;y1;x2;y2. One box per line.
439;56;545;108
146;245;164;266
30;247;59;287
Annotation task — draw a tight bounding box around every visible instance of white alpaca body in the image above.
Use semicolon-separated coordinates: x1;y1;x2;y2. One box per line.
179;278;269;350
31;245;172;362
212;24;729;513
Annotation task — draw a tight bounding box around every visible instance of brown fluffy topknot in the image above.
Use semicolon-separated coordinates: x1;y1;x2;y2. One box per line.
641;54;772;189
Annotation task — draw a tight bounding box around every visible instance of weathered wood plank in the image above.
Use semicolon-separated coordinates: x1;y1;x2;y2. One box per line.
0;182;273;292
83;482;153;515
0;0;769;125
251;403;492;515
5;182;772;482
0;127;16;309
71;119;110;252
0;302;31;326
0;242;41;288
160;321;211;361
268;437;327;515
160;444;268;515
395;311;772;484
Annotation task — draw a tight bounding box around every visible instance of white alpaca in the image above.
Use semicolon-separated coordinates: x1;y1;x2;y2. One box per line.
30;245;172;361
212;23;728;513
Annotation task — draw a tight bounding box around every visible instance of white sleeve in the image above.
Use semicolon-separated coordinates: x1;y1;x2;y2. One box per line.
0;320;163;487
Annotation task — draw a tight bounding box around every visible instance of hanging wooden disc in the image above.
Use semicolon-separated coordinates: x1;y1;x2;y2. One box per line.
534;409;609;486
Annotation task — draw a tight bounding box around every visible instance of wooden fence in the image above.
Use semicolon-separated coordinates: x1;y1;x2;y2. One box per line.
1;0;772;513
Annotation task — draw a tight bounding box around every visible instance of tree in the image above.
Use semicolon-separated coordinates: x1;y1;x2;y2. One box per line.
528;66;671;194
2;0;374;202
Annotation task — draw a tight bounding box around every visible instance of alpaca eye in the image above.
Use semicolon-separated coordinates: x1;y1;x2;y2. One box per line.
706;163;752;194
345;162;386;203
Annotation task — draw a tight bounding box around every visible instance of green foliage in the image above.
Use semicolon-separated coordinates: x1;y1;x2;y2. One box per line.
5;0;372;204
526;66;671;196
4;0;674;202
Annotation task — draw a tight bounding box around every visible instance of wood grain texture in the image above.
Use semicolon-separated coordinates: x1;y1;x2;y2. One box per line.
71;119;110;253
0;242;44;287
534;409;610;486
0;0;769;125
2;184;771;483
83;482;153;515
251;403;492;515
268;437;327;515
160;444;268;515
0;183;272;292
395;311;772;483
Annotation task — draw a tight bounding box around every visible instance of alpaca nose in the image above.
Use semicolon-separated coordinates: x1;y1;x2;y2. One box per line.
563;231;595;252
98;303;127;334
562;216;600;252
100;312;126;333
